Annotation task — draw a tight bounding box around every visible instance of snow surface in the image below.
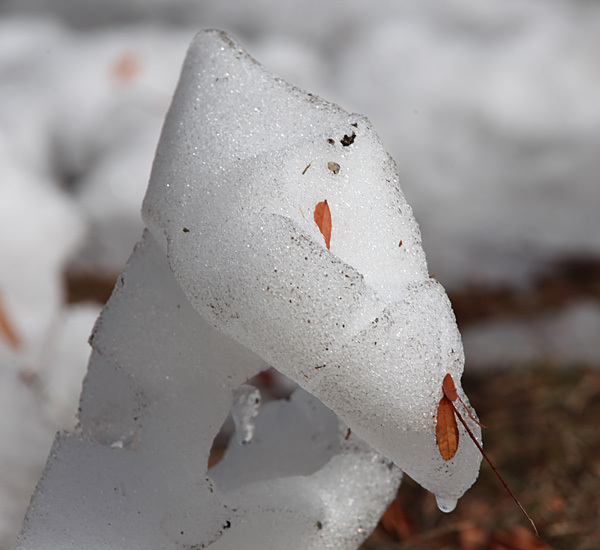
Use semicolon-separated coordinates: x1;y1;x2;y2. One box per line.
231;384;261;445
16;29;481;549
1;0;600;546
2;1;599;288
0;301;99;550
0;134;100;549
17;231;402;550
143;30;481;506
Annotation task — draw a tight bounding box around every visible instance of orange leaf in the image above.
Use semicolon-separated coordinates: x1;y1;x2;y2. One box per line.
111;52;141;85
0;293;21;349
443;373;486;429
314;200;332;249
380;497;419;540
459;523;489;550
442;373;458;402
436;395;459;460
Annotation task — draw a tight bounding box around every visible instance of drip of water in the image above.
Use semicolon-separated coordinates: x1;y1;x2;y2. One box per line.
435;495;457;513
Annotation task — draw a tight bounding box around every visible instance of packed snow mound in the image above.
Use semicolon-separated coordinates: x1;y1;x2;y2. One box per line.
17;231;402;550
15;29;481;550
143;30;481;504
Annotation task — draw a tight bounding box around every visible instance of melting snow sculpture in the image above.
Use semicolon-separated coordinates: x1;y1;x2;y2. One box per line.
17;30;480;550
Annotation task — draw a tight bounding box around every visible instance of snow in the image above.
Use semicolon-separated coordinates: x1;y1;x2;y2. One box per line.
17;231;402;549
48;25;193;273
463;300;600;369
0;301;99;550
231;385;261;445
211;389;341;490
0;156;83;360
142;30;481;505
1;0;599;547
2;2;599;287
15;29;480;549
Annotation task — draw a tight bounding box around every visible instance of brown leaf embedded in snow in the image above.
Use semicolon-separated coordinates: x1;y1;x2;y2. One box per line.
436;395;459;460
314;200;332;249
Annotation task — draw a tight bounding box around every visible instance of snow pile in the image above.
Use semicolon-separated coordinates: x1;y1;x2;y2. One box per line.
57;27;193;273
0;158;82;363
0;154;99;548
143;29;481;505
0;16;192;275
4;2;600;291
2;2;599;546
17;232;401;550
4;1;599;290
16;31;479;549
333;0;600;289
463;300;600;369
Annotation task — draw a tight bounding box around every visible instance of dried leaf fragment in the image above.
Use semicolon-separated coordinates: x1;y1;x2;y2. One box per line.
111;52;141;85
314;200;332;249
327;161;340;174
0;293;21;349
436;395;459;460
380;496;420;541
442;373;458;402
443;373;486;428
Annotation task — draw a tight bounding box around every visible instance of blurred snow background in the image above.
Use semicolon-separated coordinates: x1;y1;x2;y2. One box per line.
1;0;599;547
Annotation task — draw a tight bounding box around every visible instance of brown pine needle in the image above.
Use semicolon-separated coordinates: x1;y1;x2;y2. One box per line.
451;402;539;537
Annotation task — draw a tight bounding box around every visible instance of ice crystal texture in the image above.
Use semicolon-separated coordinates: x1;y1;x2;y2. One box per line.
17;30;480;549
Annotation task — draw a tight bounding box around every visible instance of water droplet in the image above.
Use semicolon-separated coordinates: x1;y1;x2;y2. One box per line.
435;495;457;513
